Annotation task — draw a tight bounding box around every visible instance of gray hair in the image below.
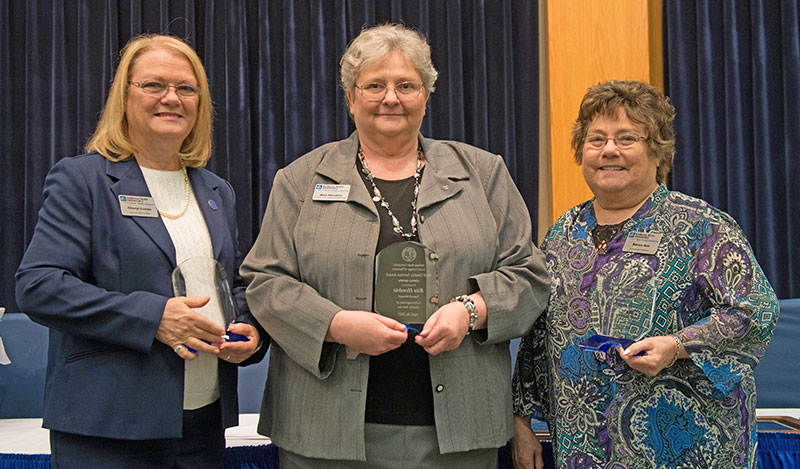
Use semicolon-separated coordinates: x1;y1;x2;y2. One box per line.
340;24;438;94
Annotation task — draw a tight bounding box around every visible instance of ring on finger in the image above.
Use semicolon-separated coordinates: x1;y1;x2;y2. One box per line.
174;345;184;353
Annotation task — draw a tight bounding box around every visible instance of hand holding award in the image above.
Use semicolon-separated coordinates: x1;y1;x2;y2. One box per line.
171;257;250;353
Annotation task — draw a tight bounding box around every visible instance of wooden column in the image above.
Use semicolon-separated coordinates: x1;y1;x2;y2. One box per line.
540;0;662;231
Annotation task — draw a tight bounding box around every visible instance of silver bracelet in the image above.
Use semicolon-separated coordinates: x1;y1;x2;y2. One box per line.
253;336;265;354
667;335;682;368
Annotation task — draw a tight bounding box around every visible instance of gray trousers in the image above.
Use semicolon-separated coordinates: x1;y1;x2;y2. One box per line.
279;423;497;469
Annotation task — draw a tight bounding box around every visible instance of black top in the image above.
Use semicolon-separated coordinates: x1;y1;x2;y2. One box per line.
592;220;627;255
357;158;435;426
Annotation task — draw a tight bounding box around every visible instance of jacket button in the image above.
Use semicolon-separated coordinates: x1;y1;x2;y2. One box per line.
435;384;444;393
430;297;439;304
419;215;425;223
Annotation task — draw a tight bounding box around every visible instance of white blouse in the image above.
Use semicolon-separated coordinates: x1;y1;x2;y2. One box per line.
141;166;224;410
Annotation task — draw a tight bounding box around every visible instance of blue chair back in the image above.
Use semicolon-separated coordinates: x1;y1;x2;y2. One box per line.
755;299;800;408
0;313;47;418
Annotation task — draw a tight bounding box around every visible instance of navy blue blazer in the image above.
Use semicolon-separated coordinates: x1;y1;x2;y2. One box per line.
15;153;264;440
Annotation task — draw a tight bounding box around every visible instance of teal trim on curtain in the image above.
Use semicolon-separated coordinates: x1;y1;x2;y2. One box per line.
223;444;279;469
758;432;800;469
0;454;50;469
2;435;798;469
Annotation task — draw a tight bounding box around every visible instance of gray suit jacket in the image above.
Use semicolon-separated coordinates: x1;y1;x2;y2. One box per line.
242;131;548;460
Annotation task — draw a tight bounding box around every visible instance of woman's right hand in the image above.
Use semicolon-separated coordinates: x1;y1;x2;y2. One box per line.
325;310;408;356
156;296;226;360
512;415;545;469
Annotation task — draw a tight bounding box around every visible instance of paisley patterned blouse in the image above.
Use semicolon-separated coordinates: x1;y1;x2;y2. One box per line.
512;184;779;468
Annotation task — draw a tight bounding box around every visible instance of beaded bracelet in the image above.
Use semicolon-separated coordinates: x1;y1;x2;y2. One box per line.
666;335;682;368
452;295;478;335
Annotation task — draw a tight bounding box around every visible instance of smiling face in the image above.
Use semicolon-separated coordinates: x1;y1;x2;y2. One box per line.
581;109;659;208
125;48;198;152
346;50;429;143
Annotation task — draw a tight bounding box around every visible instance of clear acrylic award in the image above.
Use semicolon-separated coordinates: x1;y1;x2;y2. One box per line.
579;258;656;354
171;257;249;346
374;241;438;325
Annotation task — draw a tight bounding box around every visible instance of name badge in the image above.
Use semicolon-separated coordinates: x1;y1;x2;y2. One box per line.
312;184;350;201
118;195;159;218
622;231;663;255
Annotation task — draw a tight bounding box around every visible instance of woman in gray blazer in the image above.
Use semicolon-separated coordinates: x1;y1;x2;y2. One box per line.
242;23;548;468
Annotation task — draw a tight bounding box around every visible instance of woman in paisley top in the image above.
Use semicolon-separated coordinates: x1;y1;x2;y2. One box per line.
511;80;779;469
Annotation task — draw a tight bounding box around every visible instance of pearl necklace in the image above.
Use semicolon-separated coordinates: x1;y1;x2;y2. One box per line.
157;165;190;219
358;146;422;240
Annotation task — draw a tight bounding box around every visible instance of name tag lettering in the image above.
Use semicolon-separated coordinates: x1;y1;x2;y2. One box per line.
312;184;350;201
118;195;159;218
622;231;662;255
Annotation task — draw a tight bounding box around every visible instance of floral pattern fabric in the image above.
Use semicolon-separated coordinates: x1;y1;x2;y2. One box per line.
512;185;779;468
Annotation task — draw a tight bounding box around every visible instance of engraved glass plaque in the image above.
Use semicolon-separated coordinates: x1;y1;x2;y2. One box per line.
172;257;248;343
579;258;656;353
374;241;438;324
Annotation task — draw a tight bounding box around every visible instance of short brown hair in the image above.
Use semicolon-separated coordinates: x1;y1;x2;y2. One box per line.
571;80;675;184
85;34;213;167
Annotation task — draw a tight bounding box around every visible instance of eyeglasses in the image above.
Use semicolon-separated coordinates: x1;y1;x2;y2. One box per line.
128;81;201;98
355;82;424;102
584;133;647;149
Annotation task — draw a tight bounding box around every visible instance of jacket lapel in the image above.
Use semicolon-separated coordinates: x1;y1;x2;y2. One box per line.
107;158;177;266
188;168;225;260
315;131;378;217
417;137;468;211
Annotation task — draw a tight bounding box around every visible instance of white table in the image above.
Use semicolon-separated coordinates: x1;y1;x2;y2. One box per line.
0;413;272;455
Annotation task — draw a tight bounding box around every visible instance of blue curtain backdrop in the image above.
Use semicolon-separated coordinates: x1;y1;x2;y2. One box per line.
663;0;799;299
0;0;539;313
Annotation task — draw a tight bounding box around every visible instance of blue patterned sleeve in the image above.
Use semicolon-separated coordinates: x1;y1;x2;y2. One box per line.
679;210;779;399
512;312;549;420
511;224;562;422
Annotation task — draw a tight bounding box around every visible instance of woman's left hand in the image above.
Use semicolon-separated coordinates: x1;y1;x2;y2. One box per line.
619;335;679;376
218;323;261;364
415;301;470;355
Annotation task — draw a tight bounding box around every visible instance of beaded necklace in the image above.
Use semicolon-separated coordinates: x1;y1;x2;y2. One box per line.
357;146;422;240
157;166;190;219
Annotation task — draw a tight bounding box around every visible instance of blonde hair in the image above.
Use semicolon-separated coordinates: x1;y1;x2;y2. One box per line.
85;34;213;167
340;23;438;94
571;80;676;184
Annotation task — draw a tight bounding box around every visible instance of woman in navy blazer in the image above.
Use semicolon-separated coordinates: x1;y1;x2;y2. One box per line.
15;34;266;468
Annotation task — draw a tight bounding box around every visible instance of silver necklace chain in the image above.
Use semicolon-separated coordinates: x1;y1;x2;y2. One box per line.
358;145;422;240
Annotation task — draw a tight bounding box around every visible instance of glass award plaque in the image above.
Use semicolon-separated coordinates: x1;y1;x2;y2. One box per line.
171;257;249;344
374;241;438;324
579;258;656;354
